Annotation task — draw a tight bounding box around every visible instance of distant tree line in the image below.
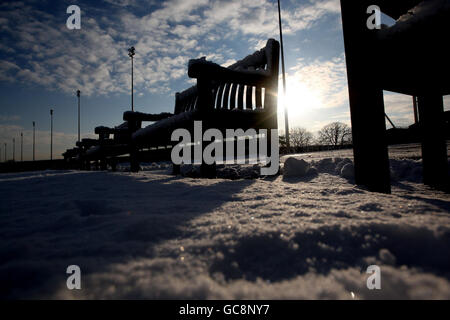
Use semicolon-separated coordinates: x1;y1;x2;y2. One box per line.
279;121;353;153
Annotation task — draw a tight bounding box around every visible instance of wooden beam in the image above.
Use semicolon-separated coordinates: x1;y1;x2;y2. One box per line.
340;0;391;193
417;94;449;189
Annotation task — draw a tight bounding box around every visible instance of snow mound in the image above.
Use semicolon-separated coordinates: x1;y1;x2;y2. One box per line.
283;158;310;178
280;157;431;184
340;163;355;180
180;164;261;180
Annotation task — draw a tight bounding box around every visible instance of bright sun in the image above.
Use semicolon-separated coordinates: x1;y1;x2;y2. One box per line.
278;78;322;118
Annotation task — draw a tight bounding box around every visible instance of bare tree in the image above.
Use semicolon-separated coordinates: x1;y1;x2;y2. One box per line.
318;122;352;146
290;127;313;148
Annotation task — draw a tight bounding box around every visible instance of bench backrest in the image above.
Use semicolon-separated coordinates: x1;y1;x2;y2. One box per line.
174;39;280;115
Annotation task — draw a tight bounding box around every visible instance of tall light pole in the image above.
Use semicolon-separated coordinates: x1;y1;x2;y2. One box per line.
12;138;15;162
50;109;54;161
128;46;136;112
4;143;7;162
277;0;290;150
21;132;23;162
77;90;81;143
32;121;36;161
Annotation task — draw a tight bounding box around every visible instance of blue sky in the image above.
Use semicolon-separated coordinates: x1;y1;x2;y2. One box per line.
0;0;448;160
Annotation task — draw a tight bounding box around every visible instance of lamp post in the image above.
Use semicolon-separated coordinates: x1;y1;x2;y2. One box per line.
277;0;290;151
4;143;6;162
33;121;36;161
77;90;81;143
50;109;53;161
21;132;23;162
12;138;15;162
128;46;136;112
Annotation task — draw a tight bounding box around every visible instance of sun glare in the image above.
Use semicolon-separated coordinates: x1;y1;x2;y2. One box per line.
278;78;322;119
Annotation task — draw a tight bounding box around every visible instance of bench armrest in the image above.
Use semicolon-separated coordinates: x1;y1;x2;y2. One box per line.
123;111;173;122
188;58;272;86
76;139;100;148
95;126;115;135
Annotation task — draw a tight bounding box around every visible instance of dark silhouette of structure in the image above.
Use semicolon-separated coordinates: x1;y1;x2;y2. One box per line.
21;132;23;162
127;38;280;174
128;47;136;112
77;90;81;144
278;0;290;150
50;109;53;161
63;39;280;175
32;121;35;161
340;0;449;193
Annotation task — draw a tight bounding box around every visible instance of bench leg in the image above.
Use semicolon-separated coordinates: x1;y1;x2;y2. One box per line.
130;147;140;172
417;95;448;189
172;164;180;175
110;159;117;172
201;162;216;178
100;158;107;171
340;0;391;193
348;87;391;193
201;140;216;178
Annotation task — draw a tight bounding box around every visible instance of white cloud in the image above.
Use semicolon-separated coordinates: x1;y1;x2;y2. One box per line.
383;92;415;128
0;0;342;98
282;0;341;33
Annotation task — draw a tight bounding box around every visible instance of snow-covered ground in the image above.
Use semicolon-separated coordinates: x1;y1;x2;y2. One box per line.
0;144;449;299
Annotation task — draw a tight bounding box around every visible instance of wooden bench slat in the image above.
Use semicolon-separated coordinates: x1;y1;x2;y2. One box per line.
255;86;262;109
211;85;219;109
216;82;225;109
229;83;237;109
222;83;231;109
237;84;245;110
246;86;253;110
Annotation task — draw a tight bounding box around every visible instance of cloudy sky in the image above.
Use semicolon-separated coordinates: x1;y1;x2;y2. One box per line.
0;0;448;160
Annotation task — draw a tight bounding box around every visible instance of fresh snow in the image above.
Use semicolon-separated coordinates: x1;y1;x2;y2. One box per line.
0;144;449;299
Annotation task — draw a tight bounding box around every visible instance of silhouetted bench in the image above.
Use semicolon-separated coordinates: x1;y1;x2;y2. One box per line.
125;38;280;174
62;147;79;163
340;0;449;192
81;122;138;170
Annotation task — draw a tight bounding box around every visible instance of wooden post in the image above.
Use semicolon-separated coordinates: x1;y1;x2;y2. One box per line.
340;0;391;193
100;158;107;171
417;95;448;188
128;119;141;172
197;78;217;177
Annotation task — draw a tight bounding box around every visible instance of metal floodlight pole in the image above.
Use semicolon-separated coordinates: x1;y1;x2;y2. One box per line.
128;46;136;112
131;53;134;111
21;132;23;162
413;96;419;124
77;90;81;143
4;143;6;162
277;0;290;150
32;121;36;161
13;138;15;162
50;109;53;161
